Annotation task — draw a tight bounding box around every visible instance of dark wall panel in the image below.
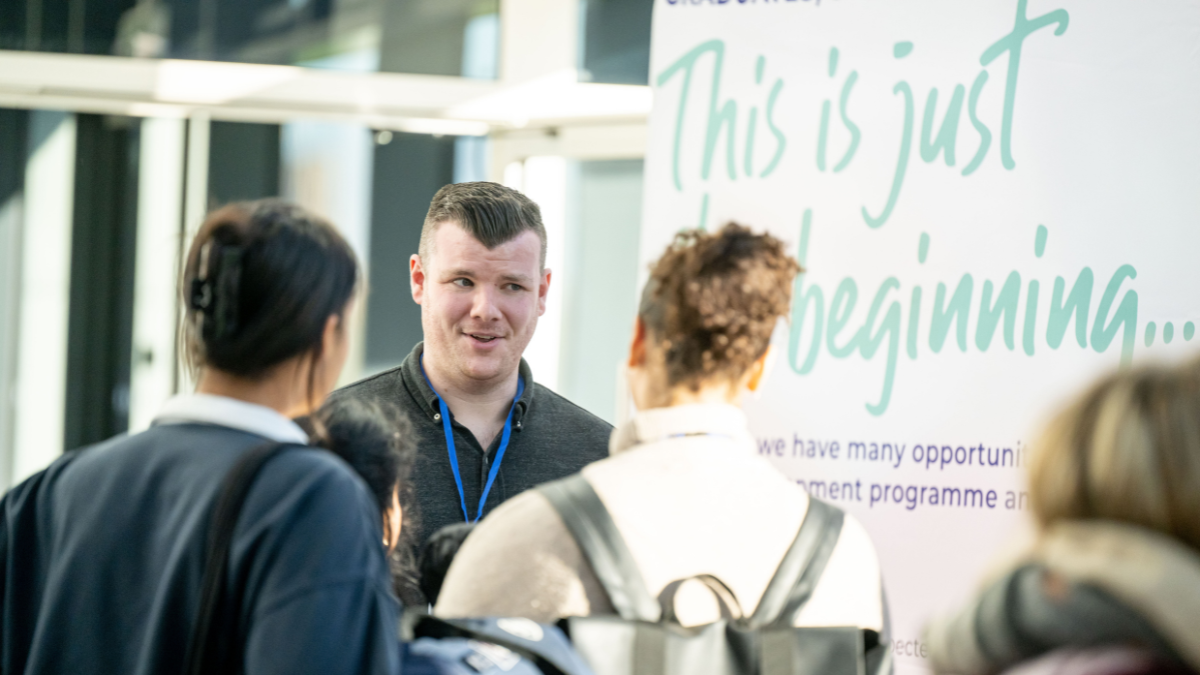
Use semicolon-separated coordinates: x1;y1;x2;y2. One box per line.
582;0;653;85
0;109;27;205
207;120;280;208
379;0;483;76
64;114;138;449
37;0;71;52
82;0;137;54
0;109;28;487
365;132;455;372
0;0;26;51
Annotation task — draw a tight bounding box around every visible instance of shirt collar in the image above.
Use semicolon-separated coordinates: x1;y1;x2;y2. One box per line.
400;341;536;423
609;403;755;455
152;393;310;444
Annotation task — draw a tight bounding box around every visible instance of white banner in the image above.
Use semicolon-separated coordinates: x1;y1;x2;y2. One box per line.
642;1;1200;671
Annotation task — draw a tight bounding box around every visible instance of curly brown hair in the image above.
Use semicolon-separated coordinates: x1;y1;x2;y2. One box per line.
640;222;801;391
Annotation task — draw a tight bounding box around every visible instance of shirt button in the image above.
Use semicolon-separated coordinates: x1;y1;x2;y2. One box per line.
433;413;441;421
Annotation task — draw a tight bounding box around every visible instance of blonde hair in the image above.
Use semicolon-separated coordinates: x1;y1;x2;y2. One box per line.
1029;356;1200;551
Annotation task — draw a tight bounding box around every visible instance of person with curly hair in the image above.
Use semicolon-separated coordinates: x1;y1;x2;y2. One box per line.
434;223;889;638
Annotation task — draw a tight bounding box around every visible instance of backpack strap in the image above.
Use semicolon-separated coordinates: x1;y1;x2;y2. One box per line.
183;441;292;675
536;475;661;623
658;574;744;624
747;497;845;629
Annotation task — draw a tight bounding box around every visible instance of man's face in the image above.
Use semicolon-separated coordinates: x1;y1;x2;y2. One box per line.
410;221;549;389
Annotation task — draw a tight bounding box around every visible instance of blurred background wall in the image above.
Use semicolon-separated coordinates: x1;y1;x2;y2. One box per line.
0;0;654;488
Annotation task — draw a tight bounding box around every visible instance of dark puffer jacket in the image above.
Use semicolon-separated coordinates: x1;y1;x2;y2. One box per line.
924;521;1200;675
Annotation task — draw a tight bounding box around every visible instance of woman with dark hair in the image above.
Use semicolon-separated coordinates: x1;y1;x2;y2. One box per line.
1;200;400;675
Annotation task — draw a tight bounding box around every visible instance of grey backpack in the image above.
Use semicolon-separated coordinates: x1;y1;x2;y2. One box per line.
537;475;893;675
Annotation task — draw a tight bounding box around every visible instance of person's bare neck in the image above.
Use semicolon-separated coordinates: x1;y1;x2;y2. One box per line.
635;382;743;411
629;354;748;412
196;363;312;419
422;349;520;449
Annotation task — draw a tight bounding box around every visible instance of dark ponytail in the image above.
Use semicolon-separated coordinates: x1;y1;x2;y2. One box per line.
181;199;359;380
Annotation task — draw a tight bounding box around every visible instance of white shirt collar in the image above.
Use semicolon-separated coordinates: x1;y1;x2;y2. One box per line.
152;393;309;445
609;403;756;455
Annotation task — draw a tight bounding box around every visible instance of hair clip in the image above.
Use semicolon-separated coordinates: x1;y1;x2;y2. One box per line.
190;278;213;312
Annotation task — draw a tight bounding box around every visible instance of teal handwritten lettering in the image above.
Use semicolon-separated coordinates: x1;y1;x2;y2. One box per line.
656;40;736;190
789;210;823;375
962;70;991;176
744;106;758;176
980;0;1069;170
818;98;832;172
920;85;966;166
828;278;860;357
857;278;902;415
862;81;913;229
907;286;922;359
931;275;974;353
1047;268;1093;349
1023;279;1039;356
833;71;860;173
1091;265;1138;365
784;215;1142;416
761;78;786;177
976;272;1021;350
745;55;766;176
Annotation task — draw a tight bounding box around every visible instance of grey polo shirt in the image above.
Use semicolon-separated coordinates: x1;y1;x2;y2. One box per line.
329;342;613;546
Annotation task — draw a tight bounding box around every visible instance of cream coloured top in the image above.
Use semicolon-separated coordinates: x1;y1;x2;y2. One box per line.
435;403;885;629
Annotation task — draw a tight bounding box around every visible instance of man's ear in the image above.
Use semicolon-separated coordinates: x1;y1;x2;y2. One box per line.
410;254;425;304
627;316;647;369
537;268;552;316
746;345;774;393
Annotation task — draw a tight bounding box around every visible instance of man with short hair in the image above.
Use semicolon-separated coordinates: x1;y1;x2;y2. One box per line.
332;182;612;553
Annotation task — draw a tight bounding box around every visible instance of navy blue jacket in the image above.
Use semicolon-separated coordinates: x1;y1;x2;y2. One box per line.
0;423;401;675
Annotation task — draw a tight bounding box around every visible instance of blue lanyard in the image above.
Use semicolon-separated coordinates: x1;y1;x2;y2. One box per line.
420;357;525;523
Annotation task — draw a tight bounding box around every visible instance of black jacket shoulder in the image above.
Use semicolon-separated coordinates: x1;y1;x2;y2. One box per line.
531;382;612;433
